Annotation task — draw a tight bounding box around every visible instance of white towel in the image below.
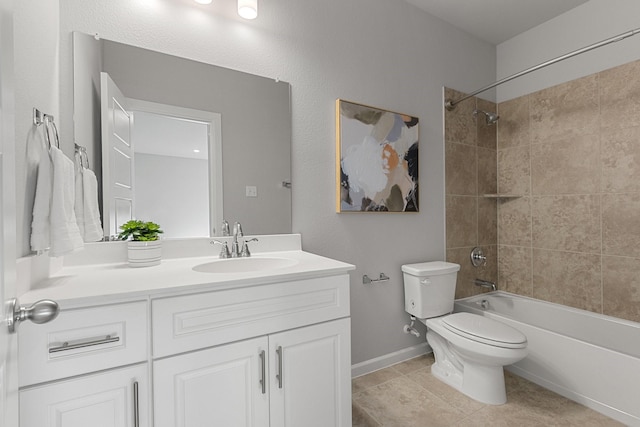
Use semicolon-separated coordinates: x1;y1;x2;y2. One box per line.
74;165;103;242
30;148;53;252
49;146;84;256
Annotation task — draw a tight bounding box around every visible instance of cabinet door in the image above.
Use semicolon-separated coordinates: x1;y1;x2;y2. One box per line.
154;336;269;427
269;318;352;427
20;364;149;427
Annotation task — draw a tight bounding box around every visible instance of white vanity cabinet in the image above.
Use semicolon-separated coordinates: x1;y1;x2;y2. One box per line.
18;301;150;427
16;245;354;427
151;275;352;427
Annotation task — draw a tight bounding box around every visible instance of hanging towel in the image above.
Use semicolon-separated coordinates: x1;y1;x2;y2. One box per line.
74;163;103;242
30;148;53;252
49;146;84;256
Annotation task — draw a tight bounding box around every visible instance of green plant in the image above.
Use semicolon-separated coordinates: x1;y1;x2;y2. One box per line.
118;220;163;241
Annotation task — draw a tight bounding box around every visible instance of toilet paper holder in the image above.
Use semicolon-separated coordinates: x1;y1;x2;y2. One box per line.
363;273;390;284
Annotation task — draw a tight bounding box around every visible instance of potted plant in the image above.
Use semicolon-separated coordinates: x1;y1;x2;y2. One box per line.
118;220;164;267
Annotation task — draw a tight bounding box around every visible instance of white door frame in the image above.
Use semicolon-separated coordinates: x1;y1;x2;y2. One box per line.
127;98;223;237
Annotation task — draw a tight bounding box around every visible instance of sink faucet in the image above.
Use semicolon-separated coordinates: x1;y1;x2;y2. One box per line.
231;222;243;257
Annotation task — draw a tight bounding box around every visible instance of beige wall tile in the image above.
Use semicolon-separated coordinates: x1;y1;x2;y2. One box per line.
498;245;532;296
532;249;602;313
497;94;529;149
498;146;530;195
477;147;497;195
477;98;497;150
530;134;600;195
446;246;497;299
602;255;640;323
445;142;477;195
446;196;477;248
601;126;640;193
447;246;477;299
531;195;601;253
530;74;599;144
498;197;531;246
478;197;497;245
445;87;476;146
600;58;640;131
602;193;640;258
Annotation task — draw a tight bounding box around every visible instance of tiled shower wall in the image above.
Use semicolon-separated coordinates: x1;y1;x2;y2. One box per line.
496;58;640;323
444;88;498;299
445;59;640;323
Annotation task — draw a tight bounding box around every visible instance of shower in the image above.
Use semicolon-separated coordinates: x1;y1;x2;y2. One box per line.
473;109;499;125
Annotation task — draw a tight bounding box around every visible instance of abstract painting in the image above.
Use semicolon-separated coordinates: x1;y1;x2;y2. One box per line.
336;99;419;212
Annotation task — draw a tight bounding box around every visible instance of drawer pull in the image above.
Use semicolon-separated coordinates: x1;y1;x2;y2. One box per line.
276;346;283;389
259;350;266;394
48;335;120;353
133;381;140;427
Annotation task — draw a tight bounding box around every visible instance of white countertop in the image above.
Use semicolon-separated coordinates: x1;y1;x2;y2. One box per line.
20;250;355;308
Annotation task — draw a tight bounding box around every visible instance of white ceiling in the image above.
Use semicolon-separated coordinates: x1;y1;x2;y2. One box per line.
404;0;590;45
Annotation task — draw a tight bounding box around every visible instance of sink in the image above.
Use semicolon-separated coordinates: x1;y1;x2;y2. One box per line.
192;257;298;273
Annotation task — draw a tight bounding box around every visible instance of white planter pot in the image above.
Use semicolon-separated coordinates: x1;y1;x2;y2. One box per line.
127;240;162;267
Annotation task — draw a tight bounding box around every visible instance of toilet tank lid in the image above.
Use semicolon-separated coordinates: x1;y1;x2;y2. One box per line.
401;261;460;276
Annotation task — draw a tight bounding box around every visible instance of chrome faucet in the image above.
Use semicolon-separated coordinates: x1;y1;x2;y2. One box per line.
231;222;243;257
221;220;230;236
474;278;497;291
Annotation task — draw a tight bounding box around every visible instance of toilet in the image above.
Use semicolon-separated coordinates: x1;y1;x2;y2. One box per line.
402;261;527;405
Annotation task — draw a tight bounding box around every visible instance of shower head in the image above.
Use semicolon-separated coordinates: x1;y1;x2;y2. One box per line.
473;109;499;125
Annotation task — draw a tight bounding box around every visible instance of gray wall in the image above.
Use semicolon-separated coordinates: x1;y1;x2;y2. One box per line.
18;0;497;364
496;0;640;102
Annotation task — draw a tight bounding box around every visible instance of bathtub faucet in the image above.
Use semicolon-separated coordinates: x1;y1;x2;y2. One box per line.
474;278;496;291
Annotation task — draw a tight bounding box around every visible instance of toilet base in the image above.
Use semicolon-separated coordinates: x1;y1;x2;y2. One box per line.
427;330;508;405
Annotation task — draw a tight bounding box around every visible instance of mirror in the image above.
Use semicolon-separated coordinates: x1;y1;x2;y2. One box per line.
72;32;292;239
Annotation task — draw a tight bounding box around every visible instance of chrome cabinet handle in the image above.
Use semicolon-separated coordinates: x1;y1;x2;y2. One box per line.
259;350;266;394
133;381;140;427
276;346;283;389
49;335;120;353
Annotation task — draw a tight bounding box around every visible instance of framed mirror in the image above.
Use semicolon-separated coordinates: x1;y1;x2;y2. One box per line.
72;32;292;239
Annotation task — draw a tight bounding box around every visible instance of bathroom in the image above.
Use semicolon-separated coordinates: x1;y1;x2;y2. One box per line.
1;0;640;426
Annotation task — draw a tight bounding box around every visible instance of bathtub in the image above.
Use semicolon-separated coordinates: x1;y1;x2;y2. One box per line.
454;291;640;426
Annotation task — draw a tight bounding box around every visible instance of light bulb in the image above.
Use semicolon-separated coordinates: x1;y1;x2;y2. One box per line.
237;0;257;19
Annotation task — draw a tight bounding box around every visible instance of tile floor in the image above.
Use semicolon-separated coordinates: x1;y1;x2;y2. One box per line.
352;354;623;427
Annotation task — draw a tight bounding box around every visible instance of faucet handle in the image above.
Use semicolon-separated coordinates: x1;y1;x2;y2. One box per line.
210;239;231;258
240;238;258;257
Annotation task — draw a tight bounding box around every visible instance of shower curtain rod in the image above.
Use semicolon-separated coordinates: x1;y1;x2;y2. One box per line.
444;27;640;110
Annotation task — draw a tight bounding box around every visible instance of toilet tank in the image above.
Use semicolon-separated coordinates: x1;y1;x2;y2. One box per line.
402;261;460;319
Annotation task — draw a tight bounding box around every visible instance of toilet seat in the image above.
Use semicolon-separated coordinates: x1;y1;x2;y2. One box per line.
442;313;527;349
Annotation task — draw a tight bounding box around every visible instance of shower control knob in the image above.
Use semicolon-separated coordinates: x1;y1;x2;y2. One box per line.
470;247;487;267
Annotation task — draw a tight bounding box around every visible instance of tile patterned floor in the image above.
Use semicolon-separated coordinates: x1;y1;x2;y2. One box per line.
352;354;623;427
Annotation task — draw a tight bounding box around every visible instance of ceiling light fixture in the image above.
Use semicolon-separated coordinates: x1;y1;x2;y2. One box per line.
237;0;257;19
194;0;212;4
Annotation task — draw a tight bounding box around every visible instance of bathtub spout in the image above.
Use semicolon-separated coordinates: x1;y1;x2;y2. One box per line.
474;278;496;291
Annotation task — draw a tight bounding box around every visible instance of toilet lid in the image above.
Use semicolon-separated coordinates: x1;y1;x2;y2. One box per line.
442;312;527;349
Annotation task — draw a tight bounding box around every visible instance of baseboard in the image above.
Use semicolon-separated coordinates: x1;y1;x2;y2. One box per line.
351;343;431;378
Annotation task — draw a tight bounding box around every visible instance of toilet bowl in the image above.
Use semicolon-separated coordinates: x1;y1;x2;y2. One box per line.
402;261;528;405
423;312;527;404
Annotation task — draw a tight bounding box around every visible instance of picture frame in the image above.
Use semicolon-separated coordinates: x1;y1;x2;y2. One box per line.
336;99;419;212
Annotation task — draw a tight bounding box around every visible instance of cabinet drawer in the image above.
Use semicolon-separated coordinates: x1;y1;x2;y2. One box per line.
20;363;149;427
152;275;350;358
19;301;148;387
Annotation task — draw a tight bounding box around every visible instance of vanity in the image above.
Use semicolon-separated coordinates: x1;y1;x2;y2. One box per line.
16;235;354;427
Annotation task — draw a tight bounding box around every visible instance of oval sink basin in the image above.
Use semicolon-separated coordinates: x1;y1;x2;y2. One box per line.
192;257;298;274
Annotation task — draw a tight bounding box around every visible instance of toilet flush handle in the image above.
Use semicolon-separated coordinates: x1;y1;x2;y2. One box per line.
420;279;431;285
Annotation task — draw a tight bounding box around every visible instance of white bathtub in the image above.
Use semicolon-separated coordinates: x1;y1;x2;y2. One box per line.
455;291;640;426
